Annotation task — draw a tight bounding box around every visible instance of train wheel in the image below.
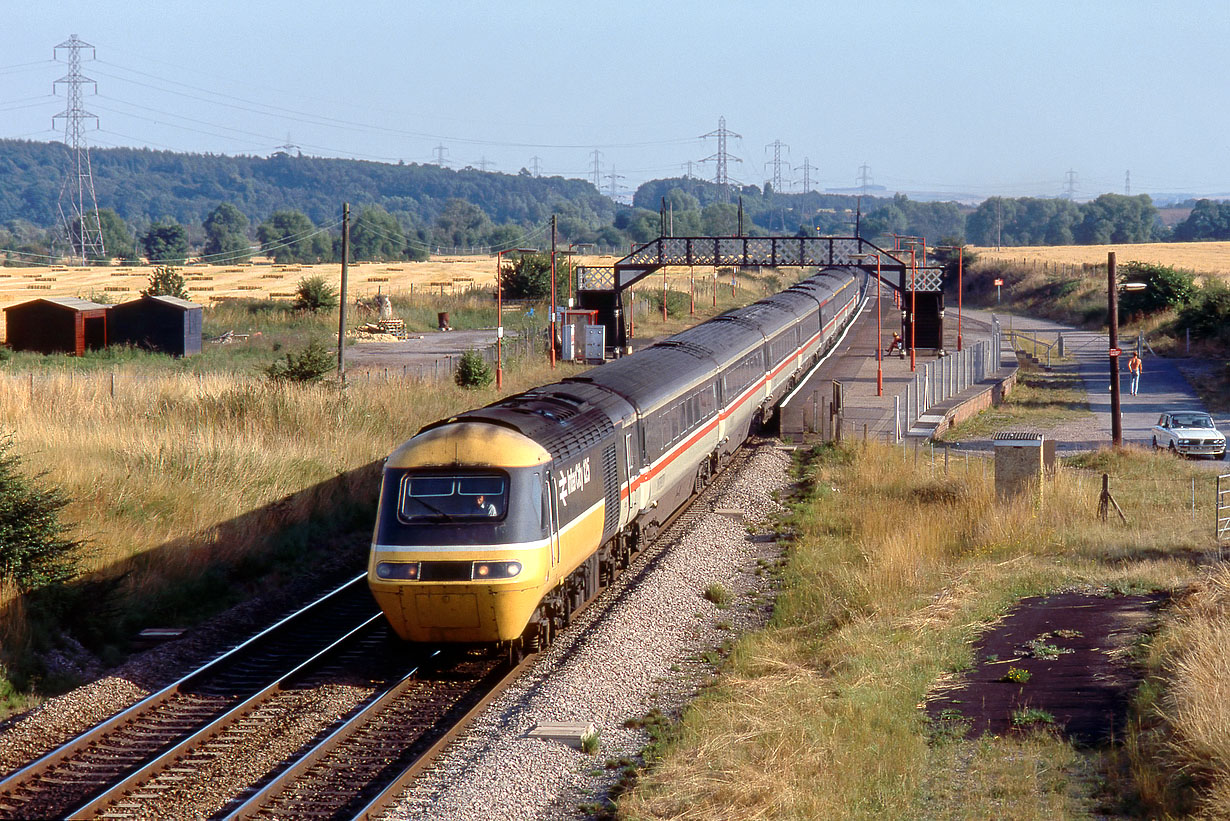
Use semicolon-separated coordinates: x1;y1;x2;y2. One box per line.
693;462;710;495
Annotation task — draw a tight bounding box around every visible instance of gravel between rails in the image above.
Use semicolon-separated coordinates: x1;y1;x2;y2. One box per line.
383;441;795;821
0;546;367;777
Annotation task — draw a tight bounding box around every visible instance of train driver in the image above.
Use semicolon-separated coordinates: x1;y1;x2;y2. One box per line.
475;494;498;517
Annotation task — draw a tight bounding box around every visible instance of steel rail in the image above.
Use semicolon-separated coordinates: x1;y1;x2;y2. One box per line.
0;573;373;815
349;652;538;821
65;612;389;819
218;661;429;821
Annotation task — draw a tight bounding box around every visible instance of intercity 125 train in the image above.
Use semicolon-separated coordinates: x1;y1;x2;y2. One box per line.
368;266;862;654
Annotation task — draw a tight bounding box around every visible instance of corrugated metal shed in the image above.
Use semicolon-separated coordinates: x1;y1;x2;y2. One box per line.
3;297;109;355
108;294;203;357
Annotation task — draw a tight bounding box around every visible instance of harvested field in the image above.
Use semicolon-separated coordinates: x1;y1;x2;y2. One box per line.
0;254;748;341
972;241;1230;278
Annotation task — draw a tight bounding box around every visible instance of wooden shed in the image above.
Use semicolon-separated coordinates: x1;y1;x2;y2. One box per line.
3;297;109;356
108;294;203;357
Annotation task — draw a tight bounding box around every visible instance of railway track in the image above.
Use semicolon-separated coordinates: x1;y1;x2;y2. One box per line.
0;442;760;820
0;576;383;819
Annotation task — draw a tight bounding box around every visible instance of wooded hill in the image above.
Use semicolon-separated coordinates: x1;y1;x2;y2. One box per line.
0;139;615;238
4;138;1223;259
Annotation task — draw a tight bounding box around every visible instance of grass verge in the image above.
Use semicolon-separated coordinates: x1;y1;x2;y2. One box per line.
619;439;1218;819
939;358;1090;441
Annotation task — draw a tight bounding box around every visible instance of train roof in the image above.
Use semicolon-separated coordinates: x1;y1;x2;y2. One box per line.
568;343;717;413
725;298;802;336
426;380;634;463
667;316;764;361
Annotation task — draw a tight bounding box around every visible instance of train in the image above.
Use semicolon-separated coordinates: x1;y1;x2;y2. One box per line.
367;266;863;655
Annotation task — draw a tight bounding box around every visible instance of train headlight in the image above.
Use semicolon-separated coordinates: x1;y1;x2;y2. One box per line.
471;561;523;579
375;562;420;580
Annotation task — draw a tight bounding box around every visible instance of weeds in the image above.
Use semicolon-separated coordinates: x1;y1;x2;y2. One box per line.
702;582;732;608
1003;667;1032;684
1012;708;1057;727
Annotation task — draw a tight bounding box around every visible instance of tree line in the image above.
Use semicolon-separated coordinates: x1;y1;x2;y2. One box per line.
1;138;1228;265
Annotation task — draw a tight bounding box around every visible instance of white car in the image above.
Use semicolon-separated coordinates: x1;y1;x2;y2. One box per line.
1151;411;1227;459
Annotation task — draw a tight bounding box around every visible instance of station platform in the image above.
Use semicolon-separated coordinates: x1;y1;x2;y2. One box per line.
779;283;1017;444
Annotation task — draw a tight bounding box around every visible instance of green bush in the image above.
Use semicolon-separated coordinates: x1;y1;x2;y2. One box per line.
1118;261;1196;319
0;434;81;590
498;253;551;299
264;339;335;382
1179;279;1230;342
143;265;189;300
454;349;493;388
294;275;339;313
652;288;691;318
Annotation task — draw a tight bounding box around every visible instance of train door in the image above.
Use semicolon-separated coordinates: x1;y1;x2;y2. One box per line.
623;431;635;520
547;472;561;568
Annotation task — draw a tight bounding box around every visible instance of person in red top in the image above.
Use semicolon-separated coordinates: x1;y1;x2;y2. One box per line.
1128;352;1143;395
886;332;904;356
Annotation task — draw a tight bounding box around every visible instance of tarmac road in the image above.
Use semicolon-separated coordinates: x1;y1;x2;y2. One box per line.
967;308;1227;467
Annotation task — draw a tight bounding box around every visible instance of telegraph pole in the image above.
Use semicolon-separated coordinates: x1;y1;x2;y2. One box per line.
53;34;105;264
1108;251;1122;447
338;203;350;385
550;215;557;369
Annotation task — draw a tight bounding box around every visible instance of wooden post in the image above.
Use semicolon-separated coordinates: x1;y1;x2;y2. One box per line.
337;202;350;386
1108;252;1122;446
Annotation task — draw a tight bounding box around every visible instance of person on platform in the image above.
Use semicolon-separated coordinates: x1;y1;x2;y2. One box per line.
886;332;904;356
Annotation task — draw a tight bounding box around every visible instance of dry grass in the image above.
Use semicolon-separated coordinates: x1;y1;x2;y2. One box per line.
1129;565;1230;816
0;355;584;655
0;254;623;340
620;442;1211;819
971;242;1230;281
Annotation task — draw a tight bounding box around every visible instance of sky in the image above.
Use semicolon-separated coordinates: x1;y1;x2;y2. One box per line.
3;0;1230;203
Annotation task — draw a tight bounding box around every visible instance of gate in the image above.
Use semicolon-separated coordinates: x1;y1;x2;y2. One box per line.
1218;474;1230;545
